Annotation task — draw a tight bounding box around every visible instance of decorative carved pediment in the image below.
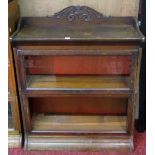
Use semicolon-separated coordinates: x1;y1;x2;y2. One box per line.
54;6;104;22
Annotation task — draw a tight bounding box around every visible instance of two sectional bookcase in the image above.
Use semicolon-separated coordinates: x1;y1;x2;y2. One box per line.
10;6;144;151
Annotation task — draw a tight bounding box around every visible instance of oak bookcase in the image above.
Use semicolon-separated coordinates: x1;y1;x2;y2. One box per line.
10;6;144;151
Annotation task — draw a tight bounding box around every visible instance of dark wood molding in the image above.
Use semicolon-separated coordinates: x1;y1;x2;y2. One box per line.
53;6;104;22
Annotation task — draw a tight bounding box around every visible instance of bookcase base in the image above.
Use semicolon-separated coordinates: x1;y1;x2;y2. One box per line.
25;134;134;152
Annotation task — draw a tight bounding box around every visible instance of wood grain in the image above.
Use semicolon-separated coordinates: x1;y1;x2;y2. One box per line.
18;0;140;17
32;114;127;133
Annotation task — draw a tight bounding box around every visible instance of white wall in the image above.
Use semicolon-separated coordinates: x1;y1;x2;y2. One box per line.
18;0;140;17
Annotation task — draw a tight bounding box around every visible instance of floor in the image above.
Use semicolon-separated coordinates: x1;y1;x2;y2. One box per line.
8;131;146;155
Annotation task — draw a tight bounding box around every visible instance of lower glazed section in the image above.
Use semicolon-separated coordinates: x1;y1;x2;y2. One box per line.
25;135;134;151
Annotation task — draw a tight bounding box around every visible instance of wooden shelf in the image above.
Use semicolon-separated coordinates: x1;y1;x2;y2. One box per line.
32;114;127;133
27;75;130;91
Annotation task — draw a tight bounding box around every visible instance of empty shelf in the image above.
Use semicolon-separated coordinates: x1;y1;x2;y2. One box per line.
27;75;130;90
32;114;127;133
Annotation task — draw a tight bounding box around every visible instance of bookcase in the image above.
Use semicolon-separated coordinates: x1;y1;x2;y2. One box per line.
8;0;21;148
10;6;144;151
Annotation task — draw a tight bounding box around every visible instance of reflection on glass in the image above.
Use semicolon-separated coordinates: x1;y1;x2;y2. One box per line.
29;97;128;133
24;55;131;90
8;102;13;129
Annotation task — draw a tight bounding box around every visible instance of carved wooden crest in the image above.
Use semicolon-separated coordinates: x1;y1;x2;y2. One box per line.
54;6;104;22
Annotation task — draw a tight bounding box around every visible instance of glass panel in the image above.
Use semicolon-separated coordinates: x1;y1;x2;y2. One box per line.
27;75;129;90
8;102;13;129
32;115;127;133
24;55;131;90
29;96;128;133
25;55;131;75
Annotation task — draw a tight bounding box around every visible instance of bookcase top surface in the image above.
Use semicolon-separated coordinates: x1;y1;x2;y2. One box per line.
10;6;144;44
